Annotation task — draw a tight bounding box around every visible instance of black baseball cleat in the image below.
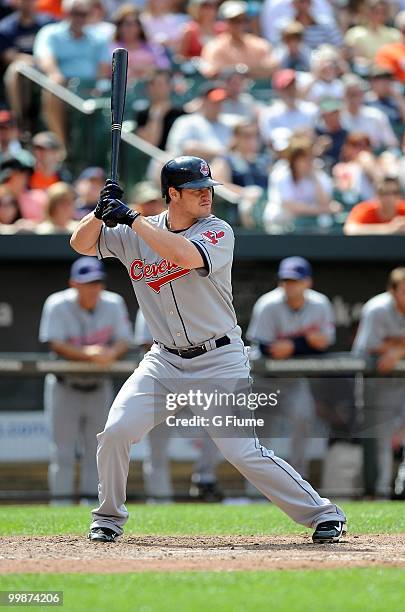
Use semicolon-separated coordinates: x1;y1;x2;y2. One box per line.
189;481;224;503
312;521;346;544
88;527;119;543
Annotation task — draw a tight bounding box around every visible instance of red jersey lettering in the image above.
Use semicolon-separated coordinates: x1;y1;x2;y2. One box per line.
129;258;191;293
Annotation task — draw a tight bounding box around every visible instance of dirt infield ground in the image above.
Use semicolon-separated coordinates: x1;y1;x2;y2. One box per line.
1;534;405;573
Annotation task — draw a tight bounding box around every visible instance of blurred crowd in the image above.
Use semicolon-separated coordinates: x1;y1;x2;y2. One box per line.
1;0;405;233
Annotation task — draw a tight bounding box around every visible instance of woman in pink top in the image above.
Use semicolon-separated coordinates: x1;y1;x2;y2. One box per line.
111;4;170;82
178;0;226;59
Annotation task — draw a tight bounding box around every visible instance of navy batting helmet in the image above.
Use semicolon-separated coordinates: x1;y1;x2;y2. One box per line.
161;156;222;201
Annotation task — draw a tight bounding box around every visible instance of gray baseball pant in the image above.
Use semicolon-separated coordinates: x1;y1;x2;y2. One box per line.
91;342;346;534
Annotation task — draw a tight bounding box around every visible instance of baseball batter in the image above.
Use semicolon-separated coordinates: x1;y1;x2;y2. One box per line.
70;155;346;543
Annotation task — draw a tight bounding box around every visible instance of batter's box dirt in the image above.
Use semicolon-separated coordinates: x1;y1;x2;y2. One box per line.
1;535;405;573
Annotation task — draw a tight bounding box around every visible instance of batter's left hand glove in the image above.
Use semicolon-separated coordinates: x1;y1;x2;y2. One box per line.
100;179;124;201
101;198;140;227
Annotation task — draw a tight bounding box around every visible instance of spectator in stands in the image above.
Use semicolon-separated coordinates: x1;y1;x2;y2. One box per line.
35;181;78;233
0;110;24;162
344;176;405;234
272;0;343;51
376;10;405;84
247;256;335;477
33;0;110;146
219;67;259;127
0;0;53;133
0;183;36;232
39;257;132;504
365;66;405;136
261;0;336;45
211;120;270;227
315;98;348;170
135;70;185;150
74;165;105;218
352;267;405;497
332;132;377;211
345;0;401;64
86;0;115;41
140;0;189;52
272;21;311;72
29;131;71;190
263;135;334;232
303;44;345;104
211;120;269;193
177;0;226;59
111;4;169;82
0;184;22;232
128;180;165;217
200;0;278;79
258;69;318;146
0;152;47;221
165;82;231;160
340;73;398;151
36;0;63;20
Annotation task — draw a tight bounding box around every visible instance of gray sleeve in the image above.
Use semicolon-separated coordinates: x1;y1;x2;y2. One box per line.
111;297;133;343
352;307;386;354
39;298;67;344
189;222;234;277
134;309;153;346
96;224;139;262
246;299;277;344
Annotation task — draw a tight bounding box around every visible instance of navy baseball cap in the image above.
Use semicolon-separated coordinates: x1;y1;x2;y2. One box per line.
278;257;312;280
70;257;105;283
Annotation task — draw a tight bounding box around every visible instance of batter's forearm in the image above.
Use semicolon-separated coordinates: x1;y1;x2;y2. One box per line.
132;216;204;269
70;213;102;256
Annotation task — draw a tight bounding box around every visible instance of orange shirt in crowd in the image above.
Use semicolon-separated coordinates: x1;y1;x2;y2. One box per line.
346;199;405;224
29;170;60;190
376;42;405;84
35;0;64;19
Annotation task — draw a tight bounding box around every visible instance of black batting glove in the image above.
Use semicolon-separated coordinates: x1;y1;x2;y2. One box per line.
101;198;140;227
94;195;107;220
100;179;124;201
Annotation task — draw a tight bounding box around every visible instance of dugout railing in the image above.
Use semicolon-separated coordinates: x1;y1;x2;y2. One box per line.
0;352;403;501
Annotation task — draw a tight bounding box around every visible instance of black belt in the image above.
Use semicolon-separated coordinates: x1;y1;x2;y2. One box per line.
157;335;230;359
55;376;101;393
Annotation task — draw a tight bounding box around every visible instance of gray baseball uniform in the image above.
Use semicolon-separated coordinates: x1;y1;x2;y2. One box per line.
353;291;405;496
39;288;132;500
134;308;222;499
246;287;336;476
91;211;345;534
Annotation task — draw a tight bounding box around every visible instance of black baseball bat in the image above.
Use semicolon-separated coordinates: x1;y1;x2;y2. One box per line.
105;47;128;228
